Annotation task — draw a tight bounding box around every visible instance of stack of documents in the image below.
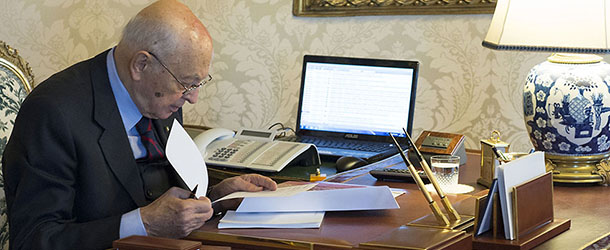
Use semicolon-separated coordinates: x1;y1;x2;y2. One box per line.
216;182;400;229
219;211;325;229
236;185;399;212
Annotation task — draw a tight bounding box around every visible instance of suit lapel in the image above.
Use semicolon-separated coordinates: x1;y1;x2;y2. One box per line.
91;50;147;207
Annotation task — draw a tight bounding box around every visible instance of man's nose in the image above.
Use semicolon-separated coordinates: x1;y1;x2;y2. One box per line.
183;89;199;104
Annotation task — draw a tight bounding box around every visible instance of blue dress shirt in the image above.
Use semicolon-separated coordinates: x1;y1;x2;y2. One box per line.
106;48;148;238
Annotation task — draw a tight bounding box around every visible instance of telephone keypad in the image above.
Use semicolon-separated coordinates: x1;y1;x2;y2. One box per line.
208;140;266;163
210;142;243;161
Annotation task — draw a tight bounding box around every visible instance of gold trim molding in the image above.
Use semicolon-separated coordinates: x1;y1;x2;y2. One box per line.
0;41;34;92
293;0;497;17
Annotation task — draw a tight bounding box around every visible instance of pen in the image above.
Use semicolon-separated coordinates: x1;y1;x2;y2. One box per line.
189;184;198;200
402;128;461;221
491;147;508;163
389;133;450;226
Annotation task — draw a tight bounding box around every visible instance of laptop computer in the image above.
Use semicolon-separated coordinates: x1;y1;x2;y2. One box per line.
292;55;419;162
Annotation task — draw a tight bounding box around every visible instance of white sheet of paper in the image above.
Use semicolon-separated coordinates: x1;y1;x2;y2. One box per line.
165;119;208;197
236;185;399;212
497;151;546;240
390;188;406;198
218;210;325;229
213;183;317;204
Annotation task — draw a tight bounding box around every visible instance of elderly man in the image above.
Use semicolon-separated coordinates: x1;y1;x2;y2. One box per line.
2;1;277;249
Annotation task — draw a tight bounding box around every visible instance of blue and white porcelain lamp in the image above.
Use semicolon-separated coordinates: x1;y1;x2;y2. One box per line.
483;0;610;184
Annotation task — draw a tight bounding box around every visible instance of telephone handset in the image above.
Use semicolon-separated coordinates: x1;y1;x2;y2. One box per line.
193;128;236;157
193;128;319;172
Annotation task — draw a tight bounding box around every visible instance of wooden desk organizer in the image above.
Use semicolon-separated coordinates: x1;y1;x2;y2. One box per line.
473;172;571;250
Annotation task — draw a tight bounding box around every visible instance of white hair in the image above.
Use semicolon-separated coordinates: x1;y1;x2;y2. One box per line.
119;14;179;59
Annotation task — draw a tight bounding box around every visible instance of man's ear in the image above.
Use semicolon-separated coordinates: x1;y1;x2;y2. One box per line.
130;51;149;81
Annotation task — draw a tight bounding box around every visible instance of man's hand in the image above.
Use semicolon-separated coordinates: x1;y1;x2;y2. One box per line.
140;187;213;238
208;174;277;210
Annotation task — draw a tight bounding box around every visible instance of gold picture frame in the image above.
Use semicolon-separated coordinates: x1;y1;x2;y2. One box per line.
293;0;497;17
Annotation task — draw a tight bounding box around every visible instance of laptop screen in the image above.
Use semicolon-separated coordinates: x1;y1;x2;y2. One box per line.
296;55;418;141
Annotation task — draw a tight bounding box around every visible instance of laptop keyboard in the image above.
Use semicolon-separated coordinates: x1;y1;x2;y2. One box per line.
299;137;392;152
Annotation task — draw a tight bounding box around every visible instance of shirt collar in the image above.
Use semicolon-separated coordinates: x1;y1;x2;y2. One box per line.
106;47;142;132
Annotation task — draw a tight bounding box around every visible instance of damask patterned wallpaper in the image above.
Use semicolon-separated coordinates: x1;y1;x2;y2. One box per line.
0;0;561;152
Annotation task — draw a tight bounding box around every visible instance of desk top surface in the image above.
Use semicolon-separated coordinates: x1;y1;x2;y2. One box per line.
329;152;610;250
188;147;610;249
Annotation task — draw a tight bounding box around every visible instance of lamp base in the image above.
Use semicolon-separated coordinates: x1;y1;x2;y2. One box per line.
545;152;610;184
523;54;610;185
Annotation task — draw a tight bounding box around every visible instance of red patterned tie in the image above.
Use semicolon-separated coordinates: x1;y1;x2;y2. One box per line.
135;117;165;160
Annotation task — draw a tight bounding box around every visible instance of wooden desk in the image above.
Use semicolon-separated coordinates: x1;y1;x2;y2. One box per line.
187;192;474;249
331;152;610;249
186;151;610;249
535;181;610;249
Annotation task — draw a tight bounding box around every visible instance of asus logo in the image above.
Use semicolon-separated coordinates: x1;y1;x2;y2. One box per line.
344;134;358;139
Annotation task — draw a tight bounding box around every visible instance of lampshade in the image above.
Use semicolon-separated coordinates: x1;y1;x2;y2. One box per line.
483;0;610;54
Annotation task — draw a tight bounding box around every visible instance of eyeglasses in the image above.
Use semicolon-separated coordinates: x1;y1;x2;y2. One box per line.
148;51;212;95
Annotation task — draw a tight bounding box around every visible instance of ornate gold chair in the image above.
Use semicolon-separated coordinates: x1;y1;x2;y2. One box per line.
0;41;33;250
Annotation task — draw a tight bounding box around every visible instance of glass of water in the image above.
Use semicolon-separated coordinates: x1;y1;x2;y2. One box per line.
430;155;460;191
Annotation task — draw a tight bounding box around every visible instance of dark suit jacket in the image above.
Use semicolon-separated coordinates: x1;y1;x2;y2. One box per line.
2;50;183;250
